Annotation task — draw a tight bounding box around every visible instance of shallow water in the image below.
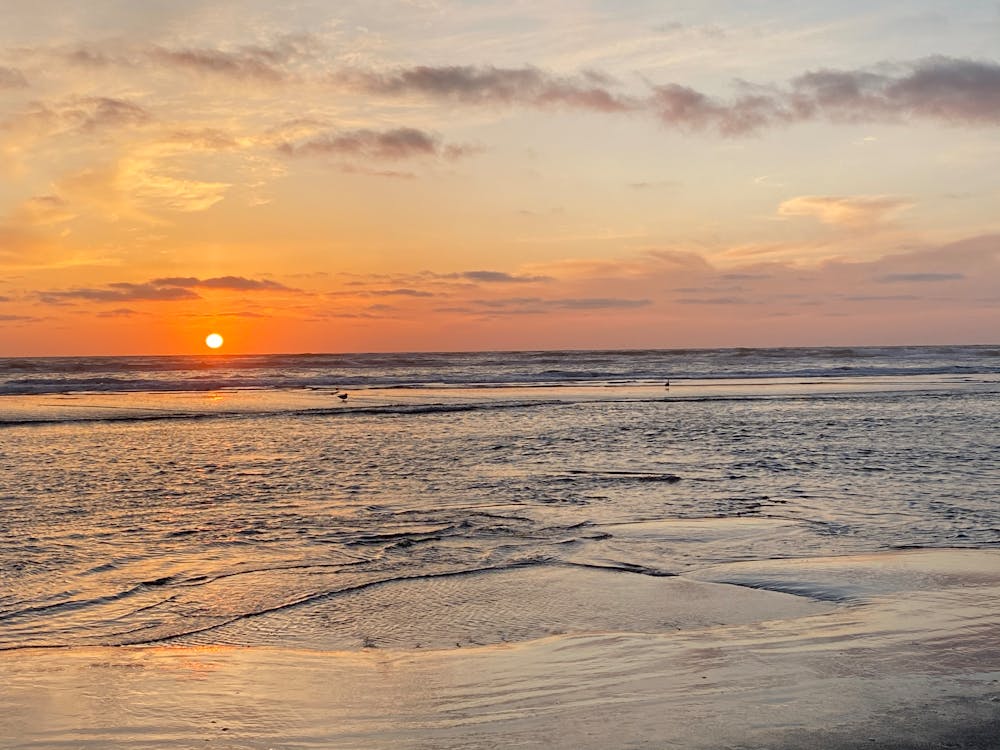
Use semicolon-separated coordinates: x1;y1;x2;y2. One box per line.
3;551;1000;749
1;348;998;652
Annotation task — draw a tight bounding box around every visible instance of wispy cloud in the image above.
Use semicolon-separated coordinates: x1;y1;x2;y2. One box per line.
2;96;152;138
64;35;318;85
778;195;912;229
10;195;77;226
0;313;40;322
464;296;651;315
368;288;435;297
148;46;289;84
875;272;965;283
0;66;27;88
150;276;293;291
95;307;143;318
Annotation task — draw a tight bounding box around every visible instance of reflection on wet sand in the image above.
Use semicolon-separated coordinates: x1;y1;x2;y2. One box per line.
2;549;999;749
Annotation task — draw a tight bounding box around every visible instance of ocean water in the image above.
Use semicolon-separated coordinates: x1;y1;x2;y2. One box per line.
1;346;999;653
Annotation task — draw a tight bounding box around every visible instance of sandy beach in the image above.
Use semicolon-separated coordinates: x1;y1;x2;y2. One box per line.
4;548;999;749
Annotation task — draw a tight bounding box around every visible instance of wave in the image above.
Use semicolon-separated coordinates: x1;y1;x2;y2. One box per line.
1;345;997;395
0;398;571;427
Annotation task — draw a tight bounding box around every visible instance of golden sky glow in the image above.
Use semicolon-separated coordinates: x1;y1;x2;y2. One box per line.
1;1;998;354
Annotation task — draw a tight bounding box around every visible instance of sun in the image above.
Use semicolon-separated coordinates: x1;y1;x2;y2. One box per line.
205;333;224;350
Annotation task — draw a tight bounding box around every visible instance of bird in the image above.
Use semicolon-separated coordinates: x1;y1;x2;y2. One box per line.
665;380;670;389
337;392;348;402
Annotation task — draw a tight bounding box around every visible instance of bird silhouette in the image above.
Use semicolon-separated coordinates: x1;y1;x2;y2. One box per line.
337;392;348;401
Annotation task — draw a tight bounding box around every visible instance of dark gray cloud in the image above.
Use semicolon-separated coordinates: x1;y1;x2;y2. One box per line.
0;313;38;321
151;275;292;291
278;128;458;161
875;272;965;283
95;307;142;317
792;57;1000;123
0;66;27;88
336;65;636;112
40;275;294;304
41;283;200;304
652;56;1000;134
370;288;435;297
651;83;791;135
459;270;552;283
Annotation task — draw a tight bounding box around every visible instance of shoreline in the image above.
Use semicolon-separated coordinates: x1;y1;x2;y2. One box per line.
4;548;998;749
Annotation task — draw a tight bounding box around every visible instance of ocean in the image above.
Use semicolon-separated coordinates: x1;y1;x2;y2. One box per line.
2;344;998;649
2;346;999;748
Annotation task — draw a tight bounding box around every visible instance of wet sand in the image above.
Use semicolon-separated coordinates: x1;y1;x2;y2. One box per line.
2;548;998;749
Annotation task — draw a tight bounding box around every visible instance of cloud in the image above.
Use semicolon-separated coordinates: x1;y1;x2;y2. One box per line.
459;270;552;283
162;128;240;150
650;56;1000;134
149;46;291;83
95;307;142;318
335;65;636;112
470;296;650;312
369;288;435;297
549;297;651;310
74;97;152;131
778;195;912;229
650;84;791;136
874;272;965;283
278;127;464;161
676;296;751;305
10;195;77;225
721;272;771;280
792;57;1000;124
41;283;201;304
65;36;318;84
2;96;152;139
39;275;296;304
0;313;39;322
0;66;27;88
628;180;678;190
150;276;293;291
844;295;920;301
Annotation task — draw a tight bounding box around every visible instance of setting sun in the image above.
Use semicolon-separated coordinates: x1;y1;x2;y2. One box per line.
205;333;224;350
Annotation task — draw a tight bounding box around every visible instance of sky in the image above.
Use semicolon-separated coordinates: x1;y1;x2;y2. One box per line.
0;0;998;355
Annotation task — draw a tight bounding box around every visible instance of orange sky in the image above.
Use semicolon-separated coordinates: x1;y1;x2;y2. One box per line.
1;1;998;354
